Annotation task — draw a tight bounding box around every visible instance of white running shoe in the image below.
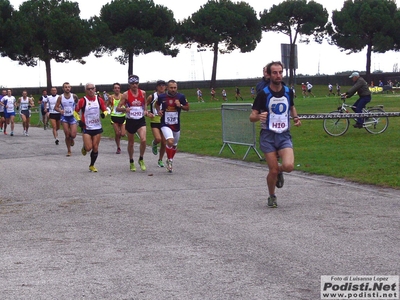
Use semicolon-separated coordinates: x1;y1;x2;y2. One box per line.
166;159;173;173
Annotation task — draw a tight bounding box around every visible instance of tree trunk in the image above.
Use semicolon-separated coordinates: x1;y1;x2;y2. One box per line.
365;43;372;82
45;58;52;92
289;42;295;86
128;50;133;76
210;42;218;88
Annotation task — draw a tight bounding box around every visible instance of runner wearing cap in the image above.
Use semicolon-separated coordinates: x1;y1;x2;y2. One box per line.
116;75;148;172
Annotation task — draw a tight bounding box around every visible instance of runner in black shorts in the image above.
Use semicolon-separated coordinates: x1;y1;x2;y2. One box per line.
75;83;108;172
38;89;49;129
47;87;61;145
17;90;35;136
116;75;148;172
125;117;146;135
111;116;125;124
83;128;103;136
146;80;167;167
108;83;126;154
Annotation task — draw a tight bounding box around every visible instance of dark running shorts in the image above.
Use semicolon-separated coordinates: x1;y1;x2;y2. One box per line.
49;113;61;121
111;116;126;125
150;122;161;129
126;117;146;135
82;128;103;136
20;110;31;118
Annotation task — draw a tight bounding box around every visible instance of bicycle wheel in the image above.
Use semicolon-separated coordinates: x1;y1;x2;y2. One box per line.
323;111;350;136
364;108;388;134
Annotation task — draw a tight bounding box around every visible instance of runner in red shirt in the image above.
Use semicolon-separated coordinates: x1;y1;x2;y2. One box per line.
116;75;148;172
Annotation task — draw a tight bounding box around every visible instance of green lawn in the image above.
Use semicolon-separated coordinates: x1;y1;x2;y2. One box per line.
25;85;400;188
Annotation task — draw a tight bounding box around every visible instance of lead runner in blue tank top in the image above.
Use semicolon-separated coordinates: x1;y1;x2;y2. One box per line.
250;61;302;208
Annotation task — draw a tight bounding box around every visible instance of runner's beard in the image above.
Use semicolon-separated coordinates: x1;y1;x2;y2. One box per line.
271;79;281;86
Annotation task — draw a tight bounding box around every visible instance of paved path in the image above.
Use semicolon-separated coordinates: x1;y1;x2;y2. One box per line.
1;124;399;299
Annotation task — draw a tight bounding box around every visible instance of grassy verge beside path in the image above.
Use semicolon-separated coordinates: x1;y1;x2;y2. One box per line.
24;85;400;188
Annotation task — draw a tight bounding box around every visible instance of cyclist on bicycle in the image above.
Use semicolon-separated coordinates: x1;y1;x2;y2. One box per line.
341;72;371;128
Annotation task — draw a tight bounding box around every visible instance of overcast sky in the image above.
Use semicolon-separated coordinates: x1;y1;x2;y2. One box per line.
2;0;400;88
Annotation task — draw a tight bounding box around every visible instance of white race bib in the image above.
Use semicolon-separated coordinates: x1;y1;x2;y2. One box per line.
129;106;144;119
165;111;178;125
268;114;289;133
86;112;101;128
64;106;73;116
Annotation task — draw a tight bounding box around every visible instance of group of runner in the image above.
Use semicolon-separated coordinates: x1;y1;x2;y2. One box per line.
108;76;189;173
0;77;189;174
3;70;369;209
0;89;36;136
197;87;247;102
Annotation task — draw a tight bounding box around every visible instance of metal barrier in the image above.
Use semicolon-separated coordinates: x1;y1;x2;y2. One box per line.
298;112;400;119
219;103;263;160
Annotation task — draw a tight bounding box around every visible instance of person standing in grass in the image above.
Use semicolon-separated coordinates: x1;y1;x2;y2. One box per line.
221;89;227;101
336;83;341;96
301;82;307;97
327;83;335;96
197;88;204;102
235;86;243;101
211;88;218;101
249;61;301;208
306;81;315;97
156;80;189;173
